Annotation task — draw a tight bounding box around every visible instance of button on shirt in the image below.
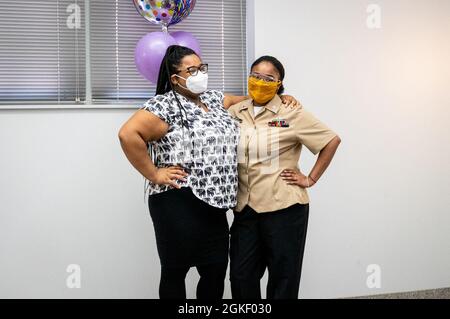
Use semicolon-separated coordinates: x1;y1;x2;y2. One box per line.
227;95;337;213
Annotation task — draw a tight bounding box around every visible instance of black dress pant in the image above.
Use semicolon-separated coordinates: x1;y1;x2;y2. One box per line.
160;262;228;300
148;187;229;299
230;203;309;299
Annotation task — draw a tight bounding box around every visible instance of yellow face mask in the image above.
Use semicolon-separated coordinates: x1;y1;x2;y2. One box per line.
248;76;281;105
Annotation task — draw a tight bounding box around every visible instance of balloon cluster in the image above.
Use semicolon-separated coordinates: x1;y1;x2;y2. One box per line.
133;0;200;83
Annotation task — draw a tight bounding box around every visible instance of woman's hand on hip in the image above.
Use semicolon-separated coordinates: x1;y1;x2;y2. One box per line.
150;166;188;189
280;169;315;188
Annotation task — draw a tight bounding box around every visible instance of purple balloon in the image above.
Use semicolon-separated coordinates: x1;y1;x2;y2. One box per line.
170;31;202;57
135;32;177;83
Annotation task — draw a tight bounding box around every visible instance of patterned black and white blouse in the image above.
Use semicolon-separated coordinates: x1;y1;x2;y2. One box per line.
140;90;240;209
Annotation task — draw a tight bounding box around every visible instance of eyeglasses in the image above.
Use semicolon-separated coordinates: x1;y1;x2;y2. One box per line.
249;72;279;83
177;63;208;76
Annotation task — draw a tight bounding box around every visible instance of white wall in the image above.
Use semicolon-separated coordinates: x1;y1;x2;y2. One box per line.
253;0;450;298
0;0;449;299
0;107;234;298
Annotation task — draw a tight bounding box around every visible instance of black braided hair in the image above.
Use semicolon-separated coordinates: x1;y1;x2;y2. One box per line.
156;45;198;128
144;45;198;202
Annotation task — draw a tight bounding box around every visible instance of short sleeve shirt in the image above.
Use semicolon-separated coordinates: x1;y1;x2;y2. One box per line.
227;95;337;213
140;90;240;209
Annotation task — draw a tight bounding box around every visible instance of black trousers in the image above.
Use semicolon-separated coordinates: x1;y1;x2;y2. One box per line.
148;187;229;299
230;203;309;299
160;262;228;300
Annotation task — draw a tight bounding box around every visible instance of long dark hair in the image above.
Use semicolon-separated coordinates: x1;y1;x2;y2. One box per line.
156;45;196;95
156;45;198;128
144;45;198;202
251;55;285;94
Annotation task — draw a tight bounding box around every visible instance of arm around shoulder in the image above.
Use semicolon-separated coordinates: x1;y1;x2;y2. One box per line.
223;93;249;110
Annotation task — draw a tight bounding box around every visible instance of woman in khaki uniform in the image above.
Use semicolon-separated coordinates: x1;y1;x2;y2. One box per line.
227;56;341;299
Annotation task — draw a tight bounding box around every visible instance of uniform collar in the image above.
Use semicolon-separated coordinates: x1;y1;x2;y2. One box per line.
239;94;282;114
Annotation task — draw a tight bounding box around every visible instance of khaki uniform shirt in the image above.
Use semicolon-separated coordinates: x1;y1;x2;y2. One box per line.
227;95;337;213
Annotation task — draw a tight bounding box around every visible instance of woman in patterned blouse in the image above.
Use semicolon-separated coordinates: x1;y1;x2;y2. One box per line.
118;45;297;299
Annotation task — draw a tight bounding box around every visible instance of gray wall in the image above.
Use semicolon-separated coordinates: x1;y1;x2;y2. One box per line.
1;0;449;298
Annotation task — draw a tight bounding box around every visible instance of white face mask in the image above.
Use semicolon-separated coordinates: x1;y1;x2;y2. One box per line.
175;72;208;94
